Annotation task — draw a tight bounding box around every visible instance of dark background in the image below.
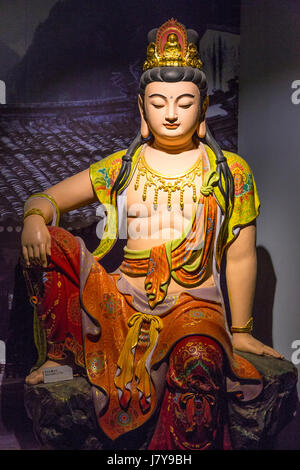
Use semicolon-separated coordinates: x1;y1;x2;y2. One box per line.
1;0;240;103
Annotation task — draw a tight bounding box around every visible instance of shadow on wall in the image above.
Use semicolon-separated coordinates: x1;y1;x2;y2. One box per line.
222;245;276;347
253;246;276;347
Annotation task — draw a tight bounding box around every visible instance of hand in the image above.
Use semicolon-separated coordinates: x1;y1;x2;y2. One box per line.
21;215;51;268
232;333;284;359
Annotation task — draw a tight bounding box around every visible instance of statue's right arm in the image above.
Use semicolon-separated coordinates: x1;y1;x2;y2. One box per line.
21;168;97;267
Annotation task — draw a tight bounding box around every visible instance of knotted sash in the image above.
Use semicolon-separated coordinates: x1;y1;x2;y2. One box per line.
114;312;163;412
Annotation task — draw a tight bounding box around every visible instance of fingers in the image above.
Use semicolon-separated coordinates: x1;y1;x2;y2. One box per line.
262;345;284;359
33;244;41;265
21;225;51;268
40;243;48;268
232;335;285;360
42;235;51;267
22;245;30;267
27;245;34;264
46;239;51;257
39;232;51;266
22;243;50;268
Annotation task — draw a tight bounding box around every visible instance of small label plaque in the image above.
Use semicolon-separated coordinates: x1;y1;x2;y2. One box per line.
43;365;73;383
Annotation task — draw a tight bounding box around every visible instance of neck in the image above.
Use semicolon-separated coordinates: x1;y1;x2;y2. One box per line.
151;137;197;155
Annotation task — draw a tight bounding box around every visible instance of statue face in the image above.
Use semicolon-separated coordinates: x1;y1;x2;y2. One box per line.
167;33;179;45
142;81;201;146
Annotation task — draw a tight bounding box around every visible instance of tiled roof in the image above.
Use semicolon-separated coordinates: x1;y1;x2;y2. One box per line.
0;98;138;229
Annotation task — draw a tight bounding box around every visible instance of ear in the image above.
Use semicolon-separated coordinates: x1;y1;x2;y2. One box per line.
197;96;209;138
138;94;150;139
197;120;206;138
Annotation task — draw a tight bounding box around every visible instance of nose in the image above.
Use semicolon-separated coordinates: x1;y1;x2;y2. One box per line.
165;103;178;123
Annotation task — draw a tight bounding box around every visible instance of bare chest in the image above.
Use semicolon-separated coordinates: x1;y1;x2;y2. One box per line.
125;156;204;245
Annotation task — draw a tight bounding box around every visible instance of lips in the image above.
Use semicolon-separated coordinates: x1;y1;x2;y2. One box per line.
164;123;180;129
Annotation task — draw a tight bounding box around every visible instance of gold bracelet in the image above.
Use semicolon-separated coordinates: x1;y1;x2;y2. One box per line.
25;192;60;226
23;208;47;224
231;317;253;334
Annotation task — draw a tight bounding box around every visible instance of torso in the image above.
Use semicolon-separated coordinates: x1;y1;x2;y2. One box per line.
122;143;215;293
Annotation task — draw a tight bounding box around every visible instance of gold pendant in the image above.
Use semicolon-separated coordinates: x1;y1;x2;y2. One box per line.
134;151;202;211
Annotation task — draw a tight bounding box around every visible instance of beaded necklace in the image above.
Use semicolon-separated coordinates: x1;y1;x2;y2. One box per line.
134;150;202;211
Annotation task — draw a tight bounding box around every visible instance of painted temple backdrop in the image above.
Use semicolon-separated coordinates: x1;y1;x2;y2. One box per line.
0;0;241;374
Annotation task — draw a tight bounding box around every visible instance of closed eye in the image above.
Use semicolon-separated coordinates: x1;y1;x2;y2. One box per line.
179;103;193;109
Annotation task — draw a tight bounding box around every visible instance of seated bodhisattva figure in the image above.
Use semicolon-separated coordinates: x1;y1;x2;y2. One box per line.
21;19;283;450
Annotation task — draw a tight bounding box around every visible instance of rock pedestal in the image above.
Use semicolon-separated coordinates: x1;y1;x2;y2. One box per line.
24;352;298;450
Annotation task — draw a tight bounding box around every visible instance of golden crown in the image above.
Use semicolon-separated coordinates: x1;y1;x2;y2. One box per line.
143;18;203;71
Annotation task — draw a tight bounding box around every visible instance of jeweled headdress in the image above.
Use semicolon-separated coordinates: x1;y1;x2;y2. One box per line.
143;18;203;71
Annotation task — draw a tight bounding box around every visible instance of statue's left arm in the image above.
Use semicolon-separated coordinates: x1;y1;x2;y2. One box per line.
226;222;257;333
223;153;283;358
225;224;282;357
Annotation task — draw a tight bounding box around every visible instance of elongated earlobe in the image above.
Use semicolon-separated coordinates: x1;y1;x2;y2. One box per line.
197;95;209;138
197;120;206;138
141;119;150;139
138;95;150;139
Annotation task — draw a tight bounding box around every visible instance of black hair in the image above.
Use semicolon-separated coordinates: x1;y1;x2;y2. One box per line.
111;63;234;211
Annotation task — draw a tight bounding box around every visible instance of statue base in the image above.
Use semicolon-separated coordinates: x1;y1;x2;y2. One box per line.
24;352;298;450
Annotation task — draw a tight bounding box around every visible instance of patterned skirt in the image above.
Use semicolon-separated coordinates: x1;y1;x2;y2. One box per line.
23;226;262;449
